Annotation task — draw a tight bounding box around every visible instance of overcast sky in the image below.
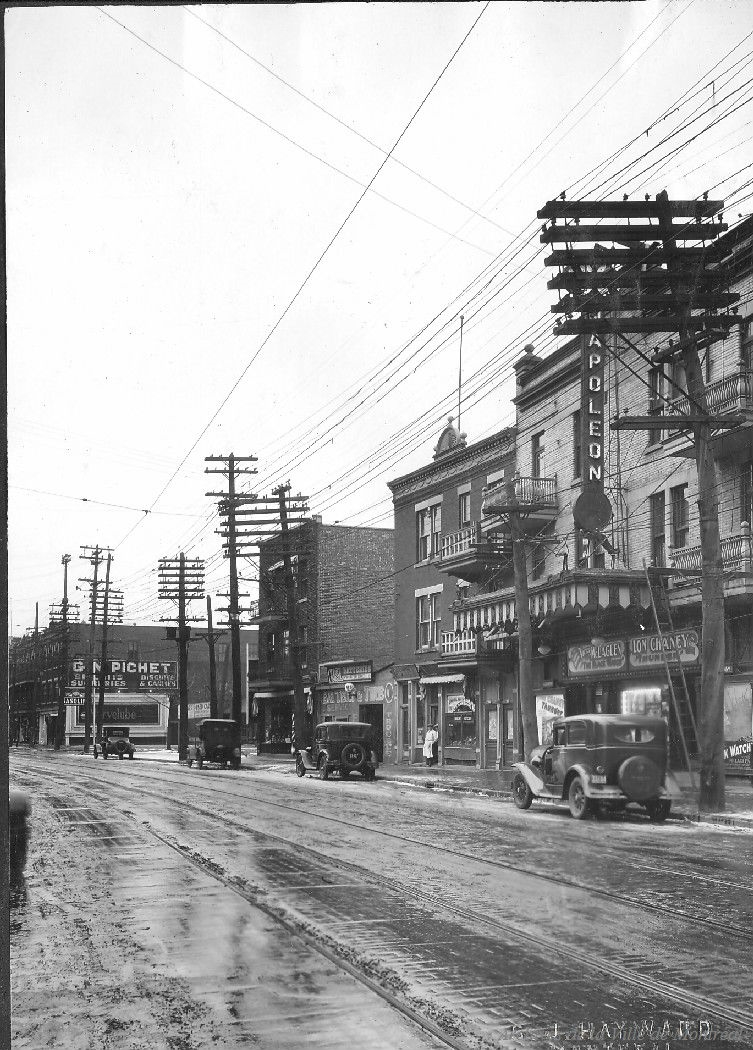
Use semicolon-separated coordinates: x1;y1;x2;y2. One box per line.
7;1;753;632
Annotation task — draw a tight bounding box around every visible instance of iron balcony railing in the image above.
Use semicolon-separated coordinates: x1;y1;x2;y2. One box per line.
669;369;752;417
670;526;753;576
482;475;557;514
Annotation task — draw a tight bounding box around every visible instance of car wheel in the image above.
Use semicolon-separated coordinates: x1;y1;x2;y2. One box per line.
646;799;671;823
295;756;306;778
231;759;241;770
118;752;124;760
103;751;108;760
511;772;534;810
197;756;203;770
318;757;329;780
187;758;193;768
128;752;134;760
567;776;591;820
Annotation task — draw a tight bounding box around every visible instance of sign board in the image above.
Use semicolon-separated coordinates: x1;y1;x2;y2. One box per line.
75;698;164;726
573;333;612;532
628;630;700;669
188;702;211;719
318;660;373;684
70;658;177;691
723;739;753;769
536;693;565;745
568;640;626;677
724;682;753;739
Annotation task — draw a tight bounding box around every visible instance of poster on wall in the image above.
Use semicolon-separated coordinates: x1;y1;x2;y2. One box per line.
723;682;753;770
536;693;565;746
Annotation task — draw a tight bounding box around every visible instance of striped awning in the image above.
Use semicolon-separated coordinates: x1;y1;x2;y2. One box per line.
420;673;465;685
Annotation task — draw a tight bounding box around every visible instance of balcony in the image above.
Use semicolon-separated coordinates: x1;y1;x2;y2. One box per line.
667;369;753;458
669;525;753;606
437;523;512;582
440;629;515;667
481;475;558;534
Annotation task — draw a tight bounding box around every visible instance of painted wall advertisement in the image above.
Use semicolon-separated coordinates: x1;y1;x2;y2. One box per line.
568;631;701;678
69;658;177;691
318;660;373;684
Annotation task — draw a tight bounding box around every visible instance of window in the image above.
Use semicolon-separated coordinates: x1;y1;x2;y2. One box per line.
416;503;441;561
576;530;604;569
532;431;544;477
553;725;566;746
648;369;664;444
416;591;441;650
669;358;686;401
671;484;689;548
567;721;587;745
741;461;753;525
458;491;471;528
572;410;582;478
649;491;666;567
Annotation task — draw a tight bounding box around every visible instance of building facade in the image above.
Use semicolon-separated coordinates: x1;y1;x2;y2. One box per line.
388;419;516;767
248;517;395;757
9;622;258;747
456;217;753;772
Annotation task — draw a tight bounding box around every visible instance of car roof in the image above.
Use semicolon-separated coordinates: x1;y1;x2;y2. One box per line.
316;721;372;730
200;718;237;725
554;714;664;726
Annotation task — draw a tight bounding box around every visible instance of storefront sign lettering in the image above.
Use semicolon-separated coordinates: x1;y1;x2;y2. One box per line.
568;640;626;676
724;738;753;765
628;630;700;669
447;696;473;713
573;334;612;532
70;658;177;691
319;660;372;684
76;702;161;726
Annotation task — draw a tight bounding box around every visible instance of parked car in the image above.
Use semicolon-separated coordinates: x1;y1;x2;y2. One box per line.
187;718;242;770
296;721;378;781
511;714;672;821
96;726;136;760
9;788;31;877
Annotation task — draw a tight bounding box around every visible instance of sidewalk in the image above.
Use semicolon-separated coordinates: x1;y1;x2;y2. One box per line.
20;745;753;830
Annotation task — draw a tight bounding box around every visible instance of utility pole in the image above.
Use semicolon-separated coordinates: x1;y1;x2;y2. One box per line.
205;596;219;718
206;454;258;724
95;552;113;745
80;546;102;753
276;484;308;751
32;603;40;746
54;555;71;749
158;554;204;761
538;193;740;812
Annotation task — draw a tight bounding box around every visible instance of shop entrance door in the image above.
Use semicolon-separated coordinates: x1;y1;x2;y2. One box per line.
359;704;384;761
501;704;515;767
443;706;476;765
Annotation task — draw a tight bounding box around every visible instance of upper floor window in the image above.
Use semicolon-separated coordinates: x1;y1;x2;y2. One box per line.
531;432;544;477
671;484;689;549
416;503;441;562
572;410;582;479
416;591;441;651
576;530;605;569
458;491;471;528
648;369;664;445
649;491;666;567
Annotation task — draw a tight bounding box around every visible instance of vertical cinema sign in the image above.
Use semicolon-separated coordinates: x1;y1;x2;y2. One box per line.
573;334;613;533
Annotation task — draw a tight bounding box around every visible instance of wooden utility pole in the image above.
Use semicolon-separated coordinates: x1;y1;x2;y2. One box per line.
95;552;113;744
54;555;71;749
539;194;740;811
276;484;308;751
506;483;538;761
80;546;102;753
158;554;204;761
206;596;219;718
31;603;41;746
206;454;258;724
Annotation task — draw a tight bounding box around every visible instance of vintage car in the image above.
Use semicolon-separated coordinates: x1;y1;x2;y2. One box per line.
9;788;31;878
511;714;672;821
187;718;242;770
96;726;136;760
296;721;378;781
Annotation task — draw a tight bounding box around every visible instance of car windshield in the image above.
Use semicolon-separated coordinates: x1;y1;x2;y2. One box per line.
608;724;658;744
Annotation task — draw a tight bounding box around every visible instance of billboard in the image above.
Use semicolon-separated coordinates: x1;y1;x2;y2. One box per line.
69;658;177;691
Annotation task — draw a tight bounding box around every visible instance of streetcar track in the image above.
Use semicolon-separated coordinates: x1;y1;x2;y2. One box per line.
16;754;752;940
17;758;753;1035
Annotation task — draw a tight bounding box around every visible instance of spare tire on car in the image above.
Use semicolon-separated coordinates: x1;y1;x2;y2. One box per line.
340;741;367;771
618;755;661;801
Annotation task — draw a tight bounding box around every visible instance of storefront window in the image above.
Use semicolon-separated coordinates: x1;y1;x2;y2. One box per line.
621;688;662;716
445;711;476;747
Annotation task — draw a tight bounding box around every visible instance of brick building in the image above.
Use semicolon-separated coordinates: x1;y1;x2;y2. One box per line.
458;216;753;771
9;621;258;747
248;517;395;756
388;419;516;767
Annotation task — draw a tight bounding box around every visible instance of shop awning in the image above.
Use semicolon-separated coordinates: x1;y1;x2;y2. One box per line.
420;673;465;685
250;690;293;699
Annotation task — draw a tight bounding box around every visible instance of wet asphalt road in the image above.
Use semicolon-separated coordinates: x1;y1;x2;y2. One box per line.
10;751;753;1050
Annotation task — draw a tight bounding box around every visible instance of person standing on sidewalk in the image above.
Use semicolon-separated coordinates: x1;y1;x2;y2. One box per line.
423;725;438;767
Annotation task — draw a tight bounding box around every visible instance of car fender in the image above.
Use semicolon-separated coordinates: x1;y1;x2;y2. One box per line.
296;747;317;771
564;763;600;798
511;761;546;796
